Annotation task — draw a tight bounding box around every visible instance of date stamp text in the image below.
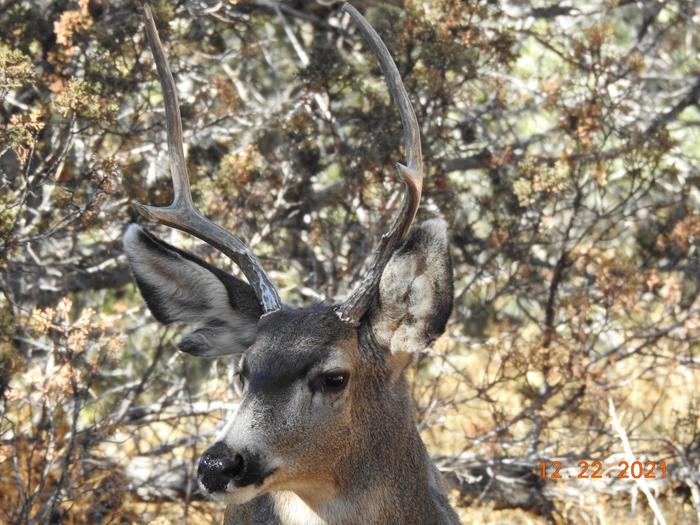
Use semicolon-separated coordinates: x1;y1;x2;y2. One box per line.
538;460;667;480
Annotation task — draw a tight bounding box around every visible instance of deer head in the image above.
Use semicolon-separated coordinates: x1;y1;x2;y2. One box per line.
123;2;453;513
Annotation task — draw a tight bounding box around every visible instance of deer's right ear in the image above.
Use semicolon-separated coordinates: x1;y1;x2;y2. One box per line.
123;224;262;357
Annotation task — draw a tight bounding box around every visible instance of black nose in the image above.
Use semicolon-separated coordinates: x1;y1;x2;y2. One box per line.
197;442;244;493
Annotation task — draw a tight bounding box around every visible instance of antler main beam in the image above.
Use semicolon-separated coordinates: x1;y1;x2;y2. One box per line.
336;4;424;325
136;2;282;313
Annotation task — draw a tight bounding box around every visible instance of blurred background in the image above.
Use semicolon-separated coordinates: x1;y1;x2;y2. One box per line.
2;1;700;523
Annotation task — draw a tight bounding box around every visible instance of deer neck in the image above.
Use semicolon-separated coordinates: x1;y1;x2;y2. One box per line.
272;436;446;525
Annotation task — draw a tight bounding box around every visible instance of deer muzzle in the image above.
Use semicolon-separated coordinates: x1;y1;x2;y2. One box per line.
198;441;272;496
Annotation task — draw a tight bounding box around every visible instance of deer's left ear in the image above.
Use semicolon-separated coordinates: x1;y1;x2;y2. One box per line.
366;219;453;372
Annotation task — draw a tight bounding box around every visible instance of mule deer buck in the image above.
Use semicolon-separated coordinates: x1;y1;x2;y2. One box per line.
123;3;460;524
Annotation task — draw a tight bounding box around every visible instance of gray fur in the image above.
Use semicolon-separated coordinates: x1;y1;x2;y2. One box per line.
123;222;459;524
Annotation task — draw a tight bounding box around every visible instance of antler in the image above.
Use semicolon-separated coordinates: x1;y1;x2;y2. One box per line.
135;2;282;313
335;4;424;325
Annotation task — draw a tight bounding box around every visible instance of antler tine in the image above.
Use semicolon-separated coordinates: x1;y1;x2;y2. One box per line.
336;4;424;325
135;2;282;313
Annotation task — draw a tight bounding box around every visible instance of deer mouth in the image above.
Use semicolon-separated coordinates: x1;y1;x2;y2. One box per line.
205;466;278;505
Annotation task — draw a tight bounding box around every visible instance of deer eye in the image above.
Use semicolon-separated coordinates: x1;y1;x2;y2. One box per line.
324;372;347;389
311;370;349;394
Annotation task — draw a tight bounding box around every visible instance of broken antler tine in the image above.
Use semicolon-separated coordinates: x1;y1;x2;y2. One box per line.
336;3;424;325
136;2;282;313
395;162;422;239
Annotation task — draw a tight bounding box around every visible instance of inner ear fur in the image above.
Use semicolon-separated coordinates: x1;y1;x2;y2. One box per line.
366;219;454;364
123;224;262;357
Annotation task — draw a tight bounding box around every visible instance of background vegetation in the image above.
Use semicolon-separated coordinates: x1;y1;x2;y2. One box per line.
2;0;700;523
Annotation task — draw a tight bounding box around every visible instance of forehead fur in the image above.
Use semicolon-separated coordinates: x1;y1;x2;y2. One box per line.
244;306;355;388
257;305;353;349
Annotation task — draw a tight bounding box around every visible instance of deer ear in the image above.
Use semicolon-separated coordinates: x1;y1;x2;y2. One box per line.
366;219;453;371
123;224;262;357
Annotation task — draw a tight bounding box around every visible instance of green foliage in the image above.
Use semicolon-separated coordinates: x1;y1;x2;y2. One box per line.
0;43;34;90
53;78;117;119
